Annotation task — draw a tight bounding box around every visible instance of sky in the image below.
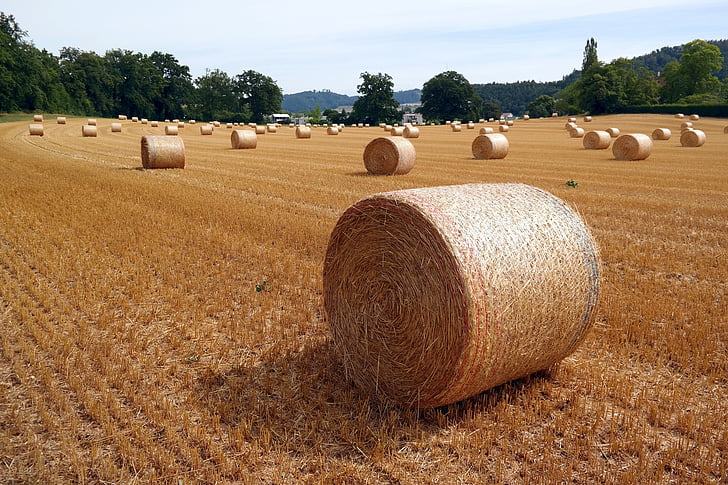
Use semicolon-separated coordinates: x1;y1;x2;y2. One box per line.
5;0;727;95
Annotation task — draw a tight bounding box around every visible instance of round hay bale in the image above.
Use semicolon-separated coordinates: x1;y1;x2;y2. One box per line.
584;116;593;122
498;119;506;125
570;127;584;138
391;127;404;136
226;122;233;129
552;112;559;117
56;117;66;124
357;123;364;128
689;114;700;121
506;120;514;127
680;129;706;147
379;123;386;128
132;117;139;122
365;123;370;127
141;118;148;124
472;133;509;159
267;124;277;133
28;124;44;136
606;127;620;138
254;125;266;135
87;119;97;126
363;137;416;175
323;182;601;408
565;122;577;131
165;125;178;136
141;135;185;169
613;134;652;160
404;126;420;138
724;126;728;134
384;124;393;131
568;117;576;123
212;121;221;127
489;118;495;122
119;115;128;120
327;126;339;135
523;115;530;120
231;129;257;149
451;124;462;133
499;125;510;133
189;120;196;125
675;113;684;119
652;128;671;140
172;119;179;123
177;121;185;129
296;126;312;139
680;122;693;130
111;122;122;133
150;121;159;127
479;127;494;135
446;121;452;125
467;122;475;129
164;119;170;123
200;124;213;135
479;118;485;123
82;125;97;137
583;131;611;150
33;114;43;122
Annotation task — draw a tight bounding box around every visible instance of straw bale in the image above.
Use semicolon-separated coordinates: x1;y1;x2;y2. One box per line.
583;130;611;150
56;117;66;124
606;128;620;138
141;135;185;169
165;125;178;136
363;137;416;175
28;124;44;136
680;129;706;147
391;127;404;136
200;124;213;135
231;129;257;149
111;122;122;133
652;128;671;140
472;133;509;159
296;126;312;138
613;134;652;160
404;126;420;138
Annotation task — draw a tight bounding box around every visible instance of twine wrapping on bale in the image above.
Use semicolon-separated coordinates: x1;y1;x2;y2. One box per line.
82;125;97;137
111;122;122;133
451;124;462;133
327;126;339;135
255;125;266;135
606;128;620;138
231;129;257;149
681;129;706;147
404;126;420;138
323;183;601;408
33;114;43;122
652;128;671;141
165;125;178;136
570;127;584;138
613;134;652;160
479;127;494;135
584;116;593;122
141;135;185;169
363;137;416;175
499;125;510;133
583;131;611;150
28;124;44;136
200;124;213;135
56;117;66;125
391;127;405;137
87;119;97;126
675;113;684;119
689;114;700;121
296;126;312;139
681;122;693;130
472;133;509;159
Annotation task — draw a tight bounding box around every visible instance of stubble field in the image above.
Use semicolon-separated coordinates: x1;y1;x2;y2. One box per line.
0;114;726;483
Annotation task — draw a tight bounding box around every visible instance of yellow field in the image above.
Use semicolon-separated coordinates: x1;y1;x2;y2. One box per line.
1;115;727;483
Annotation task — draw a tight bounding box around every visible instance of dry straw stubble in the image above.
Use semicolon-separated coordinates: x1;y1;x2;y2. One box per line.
472;133;509;159
363;137;415;175
323;183;601;408
231;129;257;149
140;135;185;169
613;133;652;160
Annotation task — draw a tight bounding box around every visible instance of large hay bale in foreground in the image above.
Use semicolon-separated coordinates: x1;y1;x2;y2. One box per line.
87;119;97;126
606;127;620;138
165;125;178;136
479;127;494;135
82;125;97;137
231;129;257;149
583;131;611;150
323;183;601;408
570;127;584;138
472;133;509;159
613;134;652;160
28;124;44;136
652;128;671;141
57;117;66;124
363;137;415;175
141;135;185;169
200;124;213;135
111;122;122;133
33;114;43;122
296;126;312;138
680;129;706;147
404;126;420;138
327;126;339;135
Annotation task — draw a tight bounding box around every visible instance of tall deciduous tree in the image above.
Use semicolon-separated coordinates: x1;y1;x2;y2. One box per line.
235;70;283;123
350;72;399;124
419;71;481;122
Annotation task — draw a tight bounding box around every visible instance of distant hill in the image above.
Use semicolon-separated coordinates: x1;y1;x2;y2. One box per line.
395;89;422;104
283;89;422;113
632;39;728;78
473;72;579;116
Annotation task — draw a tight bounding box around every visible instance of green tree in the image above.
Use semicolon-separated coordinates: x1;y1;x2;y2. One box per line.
661;40;724;102
583;38;599;71
149;52;193;120
350;72;399;124
419;71;481;122
527;95;555;118
235;70;283;123
480;99;502;119
308;105;322;123
192;69;238;121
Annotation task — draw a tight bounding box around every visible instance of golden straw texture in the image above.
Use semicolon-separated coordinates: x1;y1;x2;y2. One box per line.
583;131;611;150
499;125;510;133
323;183;601;408
140;135;185;169
296;126;312;139
56;117;66;124
404;126;420;138
652;128;671;141
391;127;404;137
613;134;652;160
165;125;178;136
118;114;127;120
255;125;266;135
479;127;494;135
570;127;584;138
675;113;684;119
87;119;97;126
451;124;462;132
363;137;416;175
606;127;620;138
111;123;122;133
327;126;339;135
82;125;97;137
200;125;213;135
681;122;693;130
724;126;728;134
28;124;44;136
689;114;700;121
33;114;43;122
231;129;257;149
584;116;593;122
680;129;706;147
150;121;159;127
471;133;509;159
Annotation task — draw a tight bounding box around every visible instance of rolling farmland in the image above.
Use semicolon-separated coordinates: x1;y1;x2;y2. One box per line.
1;115;727;483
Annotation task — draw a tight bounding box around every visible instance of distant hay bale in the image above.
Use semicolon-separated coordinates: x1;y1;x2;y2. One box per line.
583;131;611;150
56;117;66;124
379;123;386;128
681;122;693;130
177;121;185;128
652;128;671;140
323;182;601;408
165;125;178;136
499;119;506;125
254;125;266;134
87;119;97;126
675;113;684;119
568;117;577;123
150;121;159;127
363;137;416;175
132;117;139;122
606;128;620;138
613;134;652;160
523;115;530;120
111;122;122;133
479;118;485;123
248;122;256;128
451;124;462;132
499;125;510;133
446;121;452;125
141;135;185;169
172;119;179;123
327;126;339;135
226;123;233;128
141;118;148;124
565;122;577;131
213;121;221;127
385;124;393;131
472;133;509;159
391;126;404;136
231;129;257;149
296;126;312;138
267;124;277;133
338;125;344;131
583;116;593;122
680;129;706;147
164;119;170;123
570;127;584;138
200;124;213;135
506;120;514;127
552;112;559;117
189;120;196;124
489;118;495;122
467;122;475;129
365;123;370;127
119;115;127;120
82;125;97;137
479;127;494;134
33;114;43;122
28;123;44;136
689;114;700;121
404;126;420;138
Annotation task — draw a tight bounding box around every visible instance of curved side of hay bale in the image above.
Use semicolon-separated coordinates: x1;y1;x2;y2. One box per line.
467;122;475;129
177;122;185;129
150;121;159;127
499;125;510;133
200;125;213;135
689;114;700;121
118;115;127;120
33;114;43;122
675;113;684;119
255;125;266;135
111;123;122;133
165;125;178;136
570;127;584;138
28;124;44;136
140;135;185;169
296;126;312;139
132;116;139;122
652;128;671;141
680;122;693;130
472;133;509;159
231;129;257;149
565;122;577;131
506;120;514;127
327;126;339;135
479;127;494;135
87;119;97;126
451;124;461;132
189;120;196;124
680;129;706;147
404;126;420;138
568;117;576;123
82;125;97;137
606;128;620;138
523;115;530;120
391;127;404;137
141;118;148;124
363;137;416;175
56;117;66;124
323;183;601;408
613;134;652;160
583;131;611;150
584;116;593;122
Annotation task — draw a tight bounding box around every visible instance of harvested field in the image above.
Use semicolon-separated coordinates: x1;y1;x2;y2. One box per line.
0;114;727;483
